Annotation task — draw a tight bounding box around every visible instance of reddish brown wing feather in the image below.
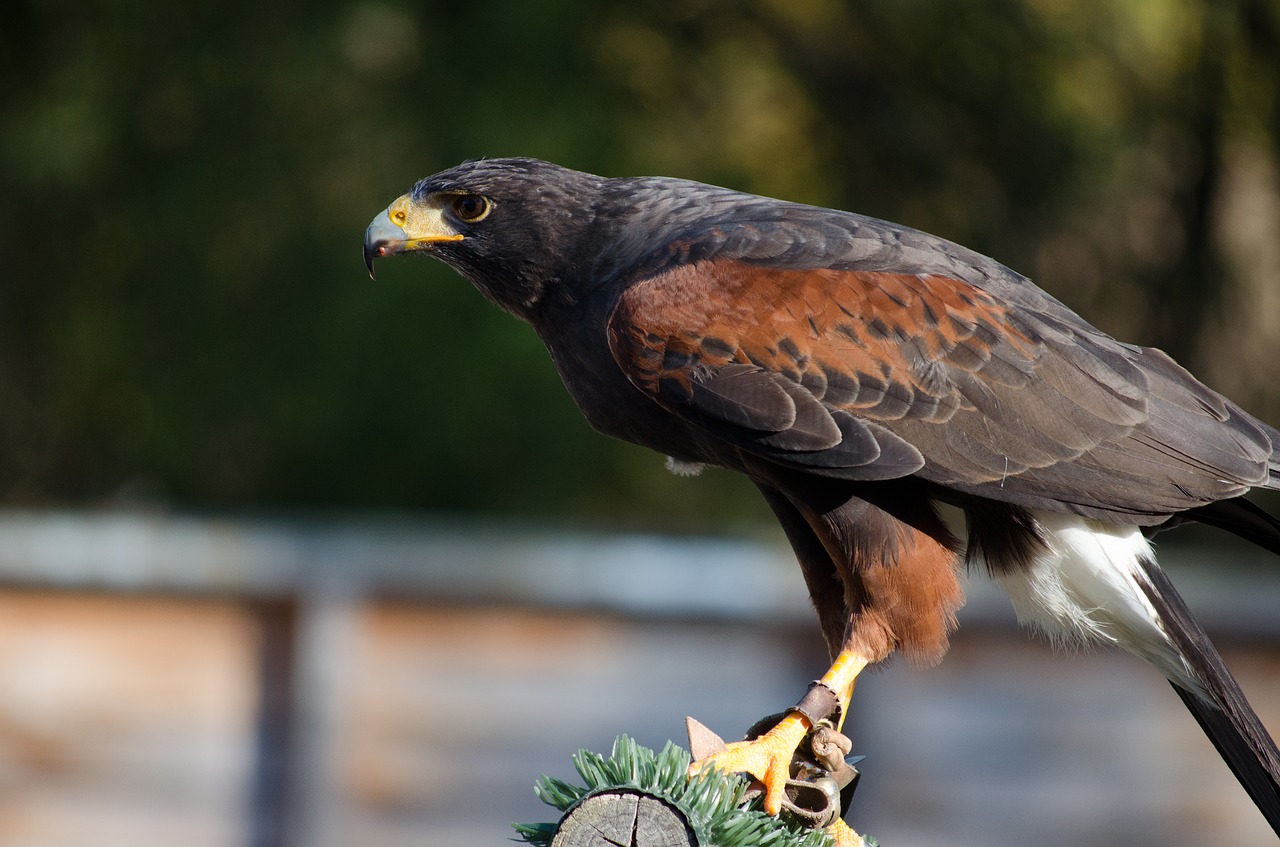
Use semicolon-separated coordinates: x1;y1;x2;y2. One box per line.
607;259;1155;497
613;261;1033;409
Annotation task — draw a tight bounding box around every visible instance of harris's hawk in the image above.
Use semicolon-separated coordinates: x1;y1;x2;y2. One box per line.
364;158;1280;845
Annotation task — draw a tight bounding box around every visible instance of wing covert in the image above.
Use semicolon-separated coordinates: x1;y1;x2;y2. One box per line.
606;255;1272;520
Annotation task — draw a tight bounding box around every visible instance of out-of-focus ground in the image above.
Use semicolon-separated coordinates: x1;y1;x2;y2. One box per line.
1;513;1278;847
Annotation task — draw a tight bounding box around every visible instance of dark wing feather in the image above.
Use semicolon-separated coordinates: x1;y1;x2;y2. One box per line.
688;363;799;433
606;210;1275;522
1179;497;1280;556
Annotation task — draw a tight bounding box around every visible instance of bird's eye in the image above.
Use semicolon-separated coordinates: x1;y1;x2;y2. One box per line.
451;194;491;223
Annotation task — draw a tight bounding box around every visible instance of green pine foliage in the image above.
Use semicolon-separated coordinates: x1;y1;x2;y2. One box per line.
513;735;846;847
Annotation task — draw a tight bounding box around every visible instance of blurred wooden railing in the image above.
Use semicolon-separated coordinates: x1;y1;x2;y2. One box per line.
1;509;1278;847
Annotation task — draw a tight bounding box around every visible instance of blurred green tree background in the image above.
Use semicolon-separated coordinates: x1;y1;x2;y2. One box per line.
3;0;1279;528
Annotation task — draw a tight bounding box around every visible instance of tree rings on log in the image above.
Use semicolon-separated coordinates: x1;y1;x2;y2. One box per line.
551;789;697;847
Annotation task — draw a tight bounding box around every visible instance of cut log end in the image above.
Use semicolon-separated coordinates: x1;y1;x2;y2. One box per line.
551;789;697;847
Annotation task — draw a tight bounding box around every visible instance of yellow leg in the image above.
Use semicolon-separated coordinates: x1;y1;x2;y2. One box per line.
690;648;869;816
826;818;866;846
823;648;867;733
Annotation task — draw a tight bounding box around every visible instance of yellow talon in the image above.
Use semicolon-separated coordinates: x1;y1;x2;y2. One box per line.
689;711;810;815
690;647;873;821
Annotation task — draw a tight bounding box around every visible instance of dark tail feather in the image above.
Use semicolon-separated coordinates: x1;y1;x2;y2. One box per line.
1171;684;1280;836
1182;497;1280;556
1139;558;1280;837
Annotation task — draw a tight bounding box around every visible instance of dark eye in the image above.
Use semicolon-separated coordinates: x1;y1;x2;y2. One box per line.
451;194;490;222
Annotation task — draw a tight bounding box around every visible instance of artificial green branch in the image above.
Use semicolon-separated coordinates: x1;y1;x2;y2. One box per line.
514;736;871;847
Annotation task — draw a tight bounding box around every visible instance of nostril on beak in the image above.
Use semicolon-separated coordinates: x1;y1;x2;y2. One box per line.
363;209;412;279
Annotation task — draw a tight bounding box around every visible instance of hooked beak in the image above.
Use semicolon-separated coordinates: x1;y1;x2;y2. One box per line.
363;194;465;279
363;211;408;279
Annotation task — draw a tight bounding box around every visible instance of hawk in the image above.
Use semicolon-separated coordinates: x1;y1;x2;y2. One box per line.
365;158;1280;845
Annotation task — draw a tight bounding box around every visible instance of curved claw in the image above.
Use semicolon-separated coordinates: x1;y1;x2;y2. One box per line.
689;711;810;815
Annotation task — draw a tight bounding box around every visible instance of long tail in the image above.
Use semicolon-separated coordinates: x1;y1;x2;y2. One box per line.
1138;546;1280;836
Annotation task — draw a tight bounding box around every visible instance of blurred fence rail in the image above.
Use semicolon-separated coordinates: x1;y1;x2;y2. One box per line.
4;510;1280;637
0;509;811;847
1;510;1279;847
0;511;813;619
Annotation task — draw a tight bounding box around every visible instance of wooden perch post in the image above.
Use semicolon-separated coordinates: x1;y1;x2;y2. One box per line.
551;789;695;847
513;734;848;847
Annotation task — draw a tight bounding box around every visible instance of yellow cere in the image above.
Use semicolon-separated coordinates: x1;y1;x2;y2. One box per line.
391;194;465;246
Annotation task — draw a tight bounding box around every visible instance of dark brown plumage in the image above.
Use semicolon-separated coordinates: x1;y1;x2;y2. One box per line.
365;157;1280;842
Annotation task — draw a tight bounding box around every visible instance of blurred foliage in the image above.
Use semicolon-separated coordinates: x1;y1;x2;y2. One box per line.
2;0;1279;529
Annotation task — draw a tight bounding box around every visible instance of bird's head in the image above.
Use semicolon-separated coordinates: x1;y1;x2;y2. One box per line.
364;158;611;321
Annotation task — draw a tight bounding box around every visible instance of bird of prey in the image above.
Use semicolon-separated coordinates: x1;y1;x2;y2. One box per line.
365;158;1280;845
